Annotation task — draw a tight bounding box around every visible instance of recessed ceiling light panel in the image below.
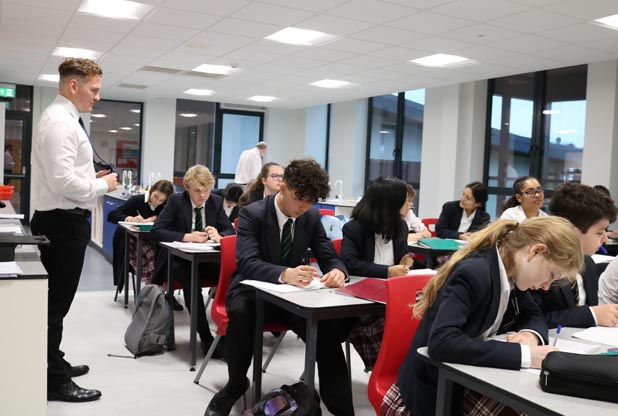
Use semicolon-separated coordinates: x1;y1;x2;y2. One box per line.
180;113;198;118
248;96;277;102
410;53;476;68
265;27;337;46
78;0;153;21
310;79;352;89
38;74;60;83
91;113;107;118
53;47;102;60
184;88;214;96
592;14;618;30
191;64;240;75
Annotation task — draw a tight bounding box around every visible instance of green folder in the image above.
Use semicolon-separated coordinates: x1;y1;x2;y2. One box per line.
417;238;462;251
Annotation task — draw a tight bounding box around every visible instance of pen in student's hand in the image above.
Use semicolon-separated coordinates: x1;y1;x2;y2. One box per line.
552;325;562;346
599;245;608;254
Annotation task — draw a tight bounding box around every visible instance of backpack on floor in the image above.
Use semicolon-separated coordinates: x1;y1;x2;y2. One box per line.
124;284;170;357
242;382;321;416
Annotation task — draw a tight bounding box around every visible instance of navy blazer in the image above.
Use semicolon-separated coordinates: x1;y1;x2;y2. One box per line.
532;255;599;328
435;200;490;239
227;194;347;304
150;191;235;284
340;219;408;278
397;248;548;416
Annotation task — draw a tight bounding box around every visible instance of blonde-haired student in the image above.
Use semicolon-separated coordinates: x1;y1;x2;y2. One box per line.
382;217;584;416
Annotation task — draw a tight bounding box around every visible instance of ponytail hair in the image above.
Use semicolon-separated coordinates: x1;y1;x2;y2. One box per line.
413;216;583;318
502;176;538;212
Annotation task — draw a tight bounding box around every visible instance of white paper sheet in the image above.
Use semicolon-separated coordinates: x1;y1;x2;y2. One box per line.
118;221;154;227
573;327;618;347
0;261;23;275
161;241;220;252
407;268;437;276
241;278;326;293
0;213;24;219
0;225;23;234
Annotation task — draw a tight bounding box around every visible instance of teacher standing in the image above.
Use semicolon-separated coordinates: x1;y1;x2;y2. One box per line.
30;58;118;403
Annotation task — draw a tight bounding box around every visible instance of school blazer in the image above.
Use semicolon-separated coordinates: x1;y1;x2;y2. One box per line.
435;200;490;239
397;248;548;416
340;219;408;278
150;191;235;285
226;194;347;305
532;255;599;328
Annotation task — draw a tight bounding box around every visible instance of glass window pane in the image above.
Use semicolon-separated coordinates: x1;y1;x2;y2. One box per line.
401;89;424;185
174;99;216;177
367;94;398;180
90;100;143;186
541;65;587;191
220;113;261;173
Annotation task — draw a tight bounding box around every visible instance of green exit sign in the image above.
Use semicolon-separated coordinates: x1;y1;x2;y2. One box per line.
0;83;16;98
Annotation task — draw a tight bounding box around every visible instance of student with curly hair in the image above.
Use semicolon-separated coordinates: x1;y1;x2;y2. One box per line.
205;159;354;416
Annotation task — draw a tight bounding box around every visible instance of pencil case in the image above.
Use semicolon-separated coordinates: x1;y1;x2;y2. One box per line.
539;351;618;403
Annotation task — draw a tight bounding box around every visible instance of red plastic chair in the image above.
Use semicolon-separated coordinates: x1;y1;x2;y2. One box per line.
193;235;289;384
319;208;335;216
233;217;239;230
367;273;434;414
421;218;438;237
332;238;343;255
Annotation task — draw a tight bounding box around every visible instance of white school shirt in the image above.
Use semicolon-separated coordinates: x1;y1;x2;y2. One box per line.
599;257;618;305
374;234;394;266
500;205;548;223
234;147;262;184
458;209;476;233
31;95;108;211
404;210;427;233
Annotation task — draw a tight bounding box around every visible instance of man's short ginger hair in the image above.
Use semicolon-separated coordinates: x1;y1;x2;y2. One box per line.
58;58;102;82
283;159;330;204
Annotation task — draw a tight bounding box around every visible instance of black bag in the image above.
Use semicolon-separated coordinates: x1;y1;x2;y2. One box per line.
242;382;321;416
539;351;618;403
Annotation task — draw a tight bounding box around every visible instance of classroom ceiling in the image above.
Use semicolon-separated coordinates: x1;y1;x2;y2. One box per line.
2;0;618;109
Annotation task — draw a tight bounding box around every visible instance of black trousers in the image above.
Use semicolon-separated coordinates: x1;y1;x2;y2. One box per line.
31;210;90;388
226;291;356;416
170;257;220;341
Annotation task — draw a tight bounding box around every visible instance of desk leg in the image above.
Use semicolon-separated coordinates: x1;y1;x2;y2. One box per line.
136;236;142;298
253;294;265;404
166;251;175;351
189;260;198;371
123;229;129;308
303;317;318;396
436;369;457;416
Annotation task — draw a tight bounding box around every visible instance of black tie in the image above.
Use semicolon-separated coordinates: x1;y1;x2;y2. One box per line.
194;207;203;231
572;281;580;306
280;219;293;265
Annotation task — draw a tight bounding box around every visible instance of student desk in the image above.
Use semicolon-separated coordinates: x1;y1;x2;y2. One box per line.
407;242;460;269
250;276;385;403
116;223;152;307
417;328;616;416
161;242;220;370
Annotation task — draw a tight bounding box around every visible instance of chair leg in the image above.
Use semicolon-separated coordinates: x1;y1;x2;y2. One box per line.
262;331;287;373
131;272;137;302
345;340;351;381
204;287;215;310
193;334;221;384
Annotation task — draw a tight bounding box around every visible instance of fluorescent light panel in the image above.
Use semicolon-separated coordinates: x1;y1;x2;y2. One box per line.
183;88;214;96
592;14;618;30
248;96;277;103
91;113;107;118
77;0;153;21
53;47;102;60
411;53;475;68
38;74;60;82
180;113;197;118
120;127;132;130
130;109;140;113
109;130;118;133
310;79;351;89
265;27;337;46
192;64;239;75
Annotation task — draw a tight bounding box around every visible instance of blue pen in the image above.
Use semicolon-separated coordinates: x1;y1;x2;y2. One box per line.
599;245;608;254
552;325;562;346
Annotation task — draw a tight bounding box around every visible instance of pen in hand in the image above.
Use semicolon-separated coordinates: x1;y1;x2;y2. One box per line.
552;325;562;346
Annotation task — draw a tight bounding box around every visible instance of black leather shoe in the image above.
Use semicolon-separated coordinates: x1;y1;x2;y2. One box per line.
48;380;102;402
68;364;89;378
204;377;250;416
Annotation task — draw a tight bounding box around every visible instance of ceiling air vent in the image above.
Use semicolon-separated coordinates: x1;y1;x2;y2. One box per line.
118;83;148;89
141;66;183;75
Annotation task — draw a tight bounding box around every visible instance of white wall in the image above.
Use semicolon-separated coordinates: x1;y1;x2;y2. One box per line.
263;108;306;166
141;98;176;183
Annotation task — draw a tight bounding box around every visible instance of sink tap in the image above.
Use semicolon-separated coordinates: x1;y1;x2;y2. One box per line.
334;180;343;199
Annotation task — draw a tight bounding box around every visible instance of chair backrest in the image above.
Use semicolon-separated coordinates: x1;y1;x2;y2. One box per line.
421;217;438;237
233;217;239;230
319;208;335;216
210;235;237;335
367;273;433;414
332;238;343;255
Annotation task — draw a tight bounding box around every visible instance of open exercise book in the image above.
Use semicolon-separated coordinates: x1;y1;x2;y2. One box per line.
241;278;326;293
335;269;437;304
160;241;220;252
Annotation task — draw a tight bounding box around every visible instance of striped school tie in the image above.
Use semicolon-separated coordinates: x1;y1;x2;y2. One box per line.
280;219;293;266
194;207;203;231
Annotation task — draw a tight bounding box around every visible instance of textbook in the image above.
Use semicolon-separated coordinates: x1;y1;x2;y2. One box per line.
335;278;386;304
417;237;463;251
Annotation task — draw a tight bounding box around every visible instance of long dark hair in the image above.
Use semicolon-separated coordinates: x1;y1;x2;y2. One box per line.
150;179;174;197
351;176;407;242
502;176;538;212
239;162;281;207
466;181;488;210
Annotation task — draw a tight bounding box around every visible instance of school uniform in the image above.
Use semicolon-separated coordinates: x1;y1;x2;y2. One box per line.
532;255;599;328
397;248;548;416
435;200;490;239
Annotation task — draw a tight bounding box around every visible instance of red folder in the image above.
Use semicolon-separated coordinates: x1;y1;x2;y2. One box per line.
335;278;386;304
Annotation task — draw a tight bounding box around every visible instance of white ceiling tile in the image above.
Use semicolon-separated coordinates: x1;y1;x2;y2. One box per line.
292;47;355;62
99;53;155;67
162;0;251;16
490;35;568;53
349;26;426;45
69;14;141;34
379;0;453;9
60;28;127;49
117;34;183;51
230;2;314;26
539;23;618;44
3;0;81;11
441;23;522;45
296;14;375;37
534;44;614;64
132;23;201;41
508;0;564;6
431;0;529;22
241;39;308;55
368;46;428;61
258;0;349;13
580;37;618;54
489;9;582;34
181;32;257;56
208;18;283;38
145;7;222;30
543;0;618;21
1;19;65;38
120;71;175;85
216;49;284;66
338;54;401;69
404;36;475;53
388;11;475;34
326;0;418;24
322;38;389;54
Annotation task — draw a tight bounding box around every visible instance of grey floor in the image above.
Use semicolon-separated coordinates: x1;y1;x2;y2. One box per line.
48;245;375;415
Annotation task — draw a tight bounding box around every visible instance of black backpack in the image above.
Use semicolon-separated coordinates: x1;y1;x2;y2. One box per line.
124;285;170;356
242;382;321;416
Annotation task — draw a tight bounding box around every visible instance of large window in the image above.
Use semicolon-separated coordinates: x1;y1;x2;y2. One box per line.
366;89;425;197
174;99;216;182
484;65;587;218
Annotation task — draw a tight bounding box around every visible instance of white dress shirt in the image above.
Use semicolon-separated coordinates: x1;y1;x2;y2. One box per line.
31;95;108;211
599;257;618;305
458;209;476;233
374;234;394;266
404;210;427;233
234;147;262;184
500;205;548;223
